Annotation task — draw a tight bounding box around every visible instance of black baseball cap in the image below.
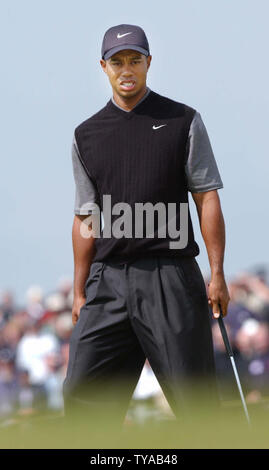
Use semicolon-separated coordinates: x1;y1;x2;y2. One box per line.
101;24;150;60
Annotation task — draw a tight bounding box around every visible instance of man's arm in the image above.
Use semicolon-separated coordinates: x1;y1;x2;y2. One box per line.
191;189;230;318
72;214;96;325
71;132;100;325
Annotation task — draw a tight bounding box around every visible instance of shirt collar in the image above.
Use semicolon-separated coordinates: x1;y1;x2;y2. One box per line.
111;86;151;112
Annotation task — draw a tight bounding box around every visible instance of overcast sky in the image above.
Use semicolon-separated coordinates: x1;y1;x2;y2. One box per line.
1;0;268;305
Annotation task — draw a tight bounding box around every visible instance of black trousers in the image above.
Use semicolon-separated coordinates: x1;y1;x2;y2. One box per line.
63;256;220;426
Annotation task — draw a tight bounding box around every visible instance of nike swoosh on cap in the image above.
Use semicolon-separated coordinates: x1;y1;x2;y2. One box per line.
117;32;132;39
152;124;167;130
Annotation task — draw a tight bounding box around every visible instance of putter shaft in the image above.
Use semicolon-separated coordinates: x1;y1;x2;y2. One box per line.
217;305;251;425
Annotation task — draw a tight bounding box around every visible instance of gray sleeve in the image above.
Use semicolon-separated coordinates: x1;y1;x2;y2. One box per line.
184;111;224;193
72;135;99;215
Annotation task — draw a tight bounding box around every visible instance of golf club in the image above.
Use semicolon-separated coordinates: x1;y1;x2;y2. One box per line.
217;304;251;426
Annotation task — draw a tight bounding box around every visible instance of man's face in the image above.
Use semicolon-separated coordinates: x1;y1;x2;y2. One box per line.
100;49;152;99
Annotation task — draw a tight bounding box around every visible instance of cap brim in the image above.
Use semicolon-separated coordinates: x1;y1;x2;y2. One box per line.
103;45;149;60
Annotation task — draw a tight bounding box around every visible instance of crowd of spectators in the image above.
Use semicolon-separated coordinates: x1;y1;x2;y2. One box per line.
0;264;269;422
208;267;269;403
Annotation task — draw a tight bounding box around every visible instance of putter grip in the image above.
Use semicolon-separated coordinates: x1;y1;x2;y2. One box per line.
218;310;233;357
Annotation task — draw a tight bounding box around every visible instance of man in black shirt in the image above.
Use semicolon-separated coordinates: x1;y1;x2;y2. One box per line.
63;24;230;428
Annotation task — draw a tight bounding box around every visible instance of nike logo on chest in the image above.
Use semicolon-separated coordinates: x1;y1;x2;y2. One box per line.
152;124;167;130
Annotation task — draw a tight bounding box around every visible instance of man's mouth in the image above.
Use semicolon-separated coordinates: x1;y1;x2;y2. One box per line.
119;81;136;91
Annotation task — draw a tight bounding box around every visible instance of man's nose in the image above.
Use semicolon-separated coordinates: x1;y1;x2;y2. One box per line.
121;65;133;76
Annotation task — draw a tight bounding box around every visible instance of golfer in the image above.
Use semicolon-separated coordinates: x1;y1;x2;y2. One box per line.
63;24;230;426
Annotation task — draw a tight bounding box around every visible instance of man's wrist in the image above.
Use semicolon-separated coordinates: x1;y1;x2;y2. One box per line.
210;268;224;278
73;291;86;300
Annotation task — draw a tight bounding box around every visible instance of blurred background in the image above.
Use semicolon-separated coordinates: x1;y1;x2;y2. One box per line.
1;269;269;426
0;0;269;445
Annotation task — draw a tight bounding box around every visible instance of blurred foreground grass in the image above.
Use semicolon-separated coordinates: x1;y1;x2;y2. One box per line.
0;392;268;449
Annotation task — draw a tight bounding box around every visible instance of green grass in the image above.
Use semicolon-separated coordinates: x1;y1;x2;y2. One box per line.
0;396;268;449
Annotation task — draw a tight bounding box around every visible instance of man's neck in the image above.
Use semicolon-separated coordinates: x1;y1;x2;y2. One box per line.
112;86;148;112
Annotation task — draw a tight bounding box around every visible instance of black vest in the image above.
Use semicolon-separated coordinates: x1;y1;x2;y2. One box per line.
75;89;200;263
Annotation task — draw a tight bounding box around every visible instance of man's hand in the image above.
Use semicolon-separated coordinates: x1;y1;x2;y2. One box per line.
72;295;86;326
208;273;230;319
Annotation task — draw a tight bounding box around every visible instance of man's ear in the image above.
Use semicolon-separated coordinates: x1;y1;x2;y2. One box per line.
100;59;107;74
146;55;152;70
